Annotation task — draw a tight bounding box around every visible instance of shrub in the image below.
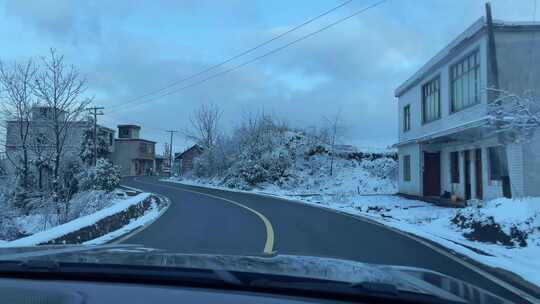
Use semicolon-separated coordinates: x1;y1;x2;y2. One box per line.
360;157;398;180
79;159;120;192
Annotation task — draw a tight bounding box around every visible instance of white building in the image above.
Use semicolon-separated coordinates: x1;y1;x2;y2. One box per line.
395;17;540;204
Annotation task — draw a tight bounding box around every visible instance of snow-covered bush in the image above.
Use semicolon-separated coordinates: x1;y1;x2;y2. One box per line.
78;158;120;192
360;157;398;180
0;184;22;241
451;197;540;247
66;190;115;222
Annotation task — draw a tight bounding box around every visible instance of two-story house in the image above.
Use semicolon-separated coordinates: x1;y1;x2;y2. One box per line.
111;125;156;176
396;17;540;204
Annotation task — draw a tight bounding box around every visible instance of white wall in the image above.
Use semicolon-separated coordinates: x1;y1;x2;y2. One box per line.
398;143;421;196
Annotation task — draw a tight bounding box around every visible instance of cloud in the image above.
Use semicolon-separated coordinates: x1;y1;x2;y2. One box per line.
3;0;538;152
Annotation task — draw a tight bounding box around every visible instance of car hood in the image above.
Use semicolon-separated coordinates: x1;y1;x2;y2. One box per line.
0;244;511;303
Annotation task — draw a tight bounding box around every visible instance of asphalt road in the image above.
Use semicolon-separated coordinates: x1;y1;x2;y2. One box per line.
121;176;533;304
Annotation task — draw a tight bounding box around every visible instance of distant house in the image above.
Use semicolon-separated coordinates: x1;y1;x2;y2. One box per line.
395;17;540;204
174;144;203;175
111;125;156;176
4;106;114;181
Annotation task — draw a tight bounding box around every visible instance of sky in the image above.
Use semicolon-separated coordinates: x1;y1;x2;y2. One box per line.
1;0;537;154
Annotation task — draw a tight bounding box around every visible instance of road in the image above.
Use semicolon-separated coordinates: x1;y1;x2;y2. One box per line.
121;176;533;303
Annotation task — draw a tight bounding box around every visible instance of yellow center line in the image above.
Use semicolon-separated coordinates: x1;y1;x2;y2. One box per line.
133;178;275;254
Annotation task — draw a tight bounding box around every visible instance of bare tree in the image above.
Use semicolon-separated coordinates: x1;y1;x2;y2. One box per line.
32;49;92;193
184;103;222;150
322;109;347;176
0;59;38;196
487;88;540;143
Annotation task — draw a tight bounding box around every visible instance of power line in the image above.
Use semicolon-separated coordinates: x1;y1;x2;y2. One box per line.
109;0;387;113
107;0;356;111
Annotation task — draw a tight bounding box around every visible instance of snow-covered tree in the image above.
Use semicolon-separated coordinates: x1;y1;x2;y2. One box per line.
78;158;120;192
80;123;110;166
487;89;540;143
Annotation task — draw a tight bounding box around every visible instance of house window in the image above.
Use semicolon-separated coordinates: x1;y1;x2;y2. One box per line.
403;105;411;132
403;155;411;181
422;76;441;123
451;50;480;112
488;146;508;181
450;151;460;183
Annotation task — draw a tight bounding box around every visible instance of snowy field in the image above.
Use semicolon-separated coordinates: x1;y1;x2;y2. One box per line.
166;176;540;288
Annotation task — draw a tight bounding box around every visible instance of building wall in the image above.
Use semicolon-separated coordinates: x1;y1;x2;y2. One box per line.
494;29;540;197
398;35;489;144
397;143;421;196
111;139;156;176
495;29;540;96
522;132;540;197
178;147;202;175
5;120;89;175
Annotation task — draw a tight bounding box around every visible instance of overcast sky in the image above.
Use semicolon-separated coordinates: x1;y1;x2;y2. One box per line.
1;0;537;153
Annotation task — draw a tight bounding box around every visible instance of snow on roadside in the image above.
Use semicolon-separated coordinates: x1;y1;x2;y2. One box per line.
164;178;540;288
1;193;151;247
84;199;167;245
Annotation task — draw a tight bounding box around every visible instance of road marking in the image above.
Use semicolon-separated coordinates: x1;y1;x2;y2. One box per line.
132;177;275;254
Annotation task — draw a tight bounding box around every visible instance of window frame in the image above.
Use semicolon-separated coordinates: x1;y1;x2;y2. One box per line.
488;146;508;181
450;49;481;114
421;75;441;124
403;104;411;132
403;155;411;182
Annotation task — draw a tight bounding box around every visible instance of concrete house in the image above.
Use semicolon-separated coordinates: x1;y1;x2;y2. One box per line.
4;106;114;177
174;144;203;176
395;17;540;204
111;125;156;176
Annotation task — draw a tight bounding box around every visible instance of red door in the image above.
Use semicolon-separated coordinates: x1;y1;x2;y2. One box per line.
423;152;441;197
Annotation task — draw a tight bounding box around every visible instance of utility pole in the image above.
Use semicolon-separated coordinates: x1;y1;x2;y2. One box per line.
87;106;105;166
164;130;179;176
485;2;499;94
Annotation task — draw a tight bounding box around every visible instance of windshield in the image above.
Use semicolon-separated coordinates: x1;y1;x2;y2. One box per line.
0;1;539;304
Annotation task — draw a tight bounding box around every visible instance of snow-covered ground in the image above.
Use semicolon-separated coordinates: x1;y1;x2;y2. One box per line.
166;175;540;288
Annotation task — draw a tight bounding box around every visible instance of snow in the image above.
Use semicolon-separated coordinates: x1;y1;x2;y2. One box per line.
84;200;167;245
1;193;151;247
165;178;540;288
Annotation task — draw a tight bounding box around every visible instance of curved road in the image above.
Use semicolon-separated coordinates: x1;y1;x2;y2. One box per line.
122;176;534;304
